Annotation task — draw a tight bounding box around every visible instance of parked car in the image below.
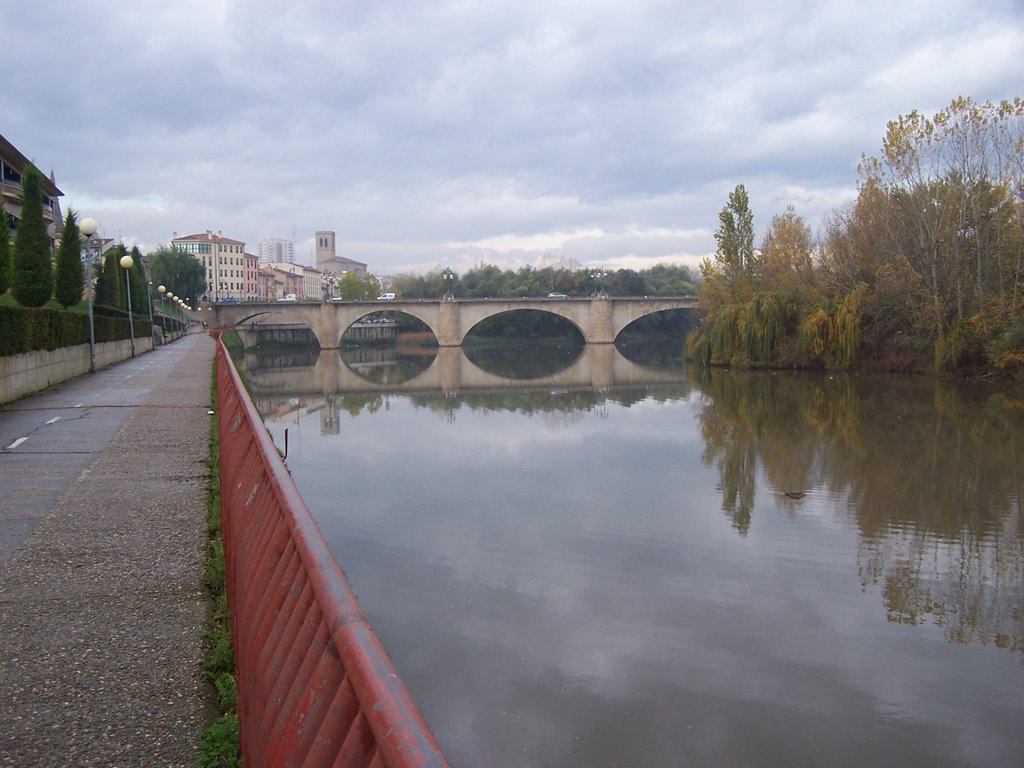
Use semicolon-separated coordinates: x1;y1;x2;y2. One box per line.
547;292;569;298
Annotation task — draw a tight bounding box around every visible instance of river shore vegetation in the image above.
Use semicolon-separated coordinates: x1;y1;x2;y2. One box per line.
687;97;1024;378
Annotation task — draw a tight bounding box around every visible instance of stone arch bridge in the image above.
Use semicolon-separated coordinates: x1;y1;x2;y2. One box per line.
206;296;700;349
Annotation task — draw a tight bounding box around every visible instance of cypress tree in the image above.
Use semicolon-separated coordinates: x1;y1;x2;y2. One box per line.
97;245;124;308
11;165;53;307
0;207;10;295
129;246;148;316
54;210;85;308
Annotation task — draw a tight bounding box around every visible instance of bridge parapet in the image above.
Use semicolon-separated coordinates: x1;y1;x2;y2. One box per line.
207;296;699;348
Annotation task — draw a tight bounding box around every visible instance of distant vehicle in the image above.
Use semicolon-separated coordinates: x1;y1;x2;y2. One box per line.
547;292;569;298
377;293;396;301
329;296;346;302
221;297;239;303
278;294;297;302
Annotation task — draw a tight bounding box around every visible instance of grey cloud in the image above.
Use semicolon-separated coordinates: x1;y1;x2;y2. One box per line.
2;0;1021;271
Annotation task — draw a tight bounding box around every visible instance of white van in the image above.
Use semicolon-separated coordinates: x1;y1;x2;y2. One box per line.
377;293;396;301
278;294;297;302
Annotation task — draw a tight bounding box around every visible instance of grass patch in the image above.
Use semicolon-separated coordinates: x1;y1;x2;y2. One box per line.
197;367;241;768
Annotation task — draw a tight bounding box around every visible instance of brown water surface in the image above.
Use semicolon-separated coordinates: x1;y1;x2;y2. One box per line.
250;345;1023;768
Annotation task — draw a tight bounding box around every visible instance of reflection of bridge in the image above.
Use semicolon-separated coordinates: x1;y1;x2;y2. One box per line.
243;345;684;397
207;296;699;349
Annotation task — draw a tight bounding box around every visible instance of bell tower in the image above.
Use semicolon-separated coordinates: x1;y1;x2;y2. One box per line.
315;231;336;270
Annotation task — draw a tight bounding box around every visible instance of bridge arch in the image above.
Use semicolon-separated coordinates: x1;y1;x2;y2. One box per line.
461;306;587;345
207;296;699;348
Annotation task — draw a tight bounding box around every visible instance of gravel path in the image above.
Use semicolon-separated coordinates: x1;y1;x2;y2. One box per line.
0;333;215;767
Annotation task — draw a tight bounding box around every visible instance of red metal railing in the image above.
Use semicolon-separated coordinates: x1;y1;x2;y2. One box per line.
214;340;451;768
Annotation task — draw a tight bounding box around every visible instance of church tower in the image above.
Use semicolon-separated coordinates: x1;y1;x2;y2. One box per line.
315;231;335;271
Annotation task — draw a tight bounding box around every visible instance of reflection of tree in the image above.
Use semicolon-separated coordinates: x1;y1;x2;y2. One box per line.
692;366;1024;653
334;394;383;418
340;345;435;385
463;341;583;380
694;369;843;534
406;386;692;424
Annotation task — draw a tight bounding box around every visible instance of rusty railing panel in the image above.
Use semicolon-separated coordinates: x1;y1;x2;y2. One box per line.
214;339;451;768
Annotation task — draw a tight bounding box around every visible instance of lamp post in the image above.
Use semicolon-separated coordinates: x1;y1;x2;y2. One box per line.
78;218;99;373
120;253;136;357
145;278;155;346
442;267;455;300
590;268;609;297
158;284;168;337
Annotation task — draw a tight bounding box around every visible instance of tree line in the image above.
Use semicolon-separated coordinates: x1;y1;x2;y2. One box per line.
390;260;698;299
690;97;1024;376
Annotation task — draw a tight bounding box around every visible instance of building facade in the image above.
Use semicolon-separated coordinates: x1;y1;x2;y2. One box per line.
257;237;295;264
315;229;368;278
1;133;63;249
171;230;255;301
266;262;322;301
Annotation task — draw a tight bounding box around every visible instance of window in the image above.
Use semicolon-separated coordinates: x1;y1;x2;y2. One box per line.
2;163;21;184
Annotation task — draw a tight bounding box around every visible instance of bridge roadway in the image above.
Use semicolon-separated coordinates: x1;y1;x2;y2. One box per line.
205;295;699;349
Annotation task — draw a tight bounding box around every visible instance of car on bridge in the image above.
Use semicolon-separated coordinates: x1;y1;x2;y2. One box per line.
547;292;569;298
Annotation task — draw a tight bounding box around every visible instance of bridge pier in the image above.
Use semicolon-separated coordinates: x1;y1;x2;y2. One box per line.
209;296;700;348
437;301;461;347
586;296;615;344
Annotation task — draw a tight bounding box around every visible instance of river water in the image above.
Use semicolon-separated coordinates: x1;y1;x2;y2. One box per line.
242;341;1023;768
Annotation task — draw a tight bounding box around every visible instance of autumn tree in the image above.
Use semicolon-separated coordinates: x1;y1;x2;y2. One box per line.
760;205;818;298
337;271;380;300
11;165;53;307
700;184;757;309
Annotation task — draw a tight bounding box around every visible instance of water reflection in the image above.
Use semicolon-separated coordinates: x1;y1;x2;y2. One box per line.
692;366;1024;654
242;346;1024;766
463;341;584;379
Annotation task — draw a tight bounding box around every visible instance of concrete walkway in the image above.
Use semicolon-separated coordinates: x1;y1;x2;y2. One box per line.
0;332;216;767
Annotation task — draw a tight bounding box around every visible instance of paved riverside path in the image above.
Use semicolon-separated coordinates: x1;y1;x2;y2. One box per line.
0;332;215;767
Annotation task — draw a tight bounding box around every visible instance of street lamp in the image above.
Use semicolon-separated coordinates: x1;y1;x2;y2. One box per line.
120;252;136;357
145;278;155;346
442;267;455;300
590;268;609;297
78;217;99;373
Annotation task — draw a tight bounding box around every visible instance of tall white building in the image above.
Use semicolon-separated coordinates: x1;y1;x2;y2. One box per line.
257;237;295;264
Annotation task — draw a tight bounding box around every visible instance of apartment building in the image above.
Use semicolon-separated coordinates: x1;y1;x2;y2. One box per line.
1;133;64;248
257;237;295;264
171;230;258;301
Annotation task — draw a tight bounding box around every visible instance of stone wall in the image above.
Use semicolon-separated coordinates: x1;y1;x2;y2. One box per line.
0;334;183;405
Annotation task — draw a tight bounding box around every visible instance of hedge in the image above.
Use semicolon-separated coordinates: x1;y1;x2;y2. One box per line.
0;305;151;357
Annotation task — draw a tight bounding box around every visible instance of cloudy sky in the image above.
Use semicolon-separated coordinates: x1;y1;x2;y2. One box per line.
3;1;1021;276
